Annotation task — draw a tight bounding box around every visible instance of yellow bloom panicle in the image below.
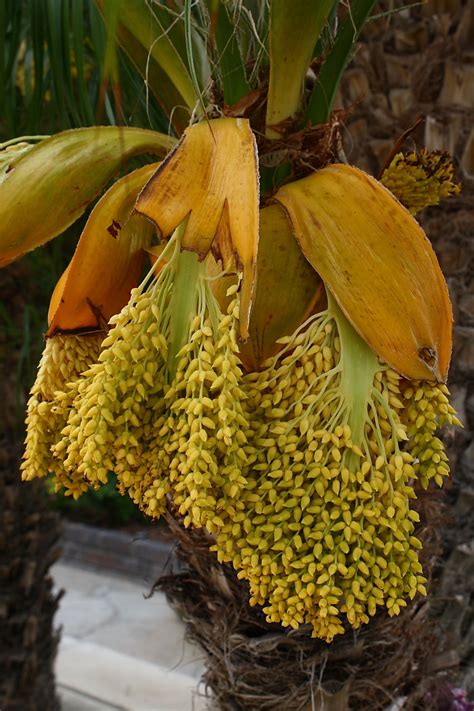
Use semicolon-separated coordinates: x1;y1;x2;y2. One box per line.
53;227;249;525
55;288;167;502
20;143;461;643
21;333;102;497
400;380;461;489
210;294;459;642
55;235;184;510
381;149;460;215
160;283;249;532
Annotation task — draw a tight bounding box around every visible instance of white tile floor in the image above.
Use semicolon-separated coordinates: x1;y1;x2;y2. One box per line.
59;685;125;710
53;562;208;711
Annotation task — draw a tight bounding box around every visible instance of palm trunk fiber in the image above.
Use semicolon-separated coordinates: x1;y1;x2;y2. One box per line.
0;263;62;711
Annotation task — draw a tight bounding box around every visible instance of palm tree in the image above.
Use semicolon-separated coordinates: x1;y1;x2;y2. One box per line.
0;2;465;709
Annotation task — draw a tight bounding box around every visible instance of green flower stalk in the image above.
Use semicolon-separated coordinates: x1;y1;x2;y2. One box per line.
0;138;36;180
161;283;250;532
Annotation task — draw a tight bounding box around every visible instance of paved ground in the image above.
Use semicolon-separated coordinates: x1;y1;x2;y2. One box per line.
53;562;208;711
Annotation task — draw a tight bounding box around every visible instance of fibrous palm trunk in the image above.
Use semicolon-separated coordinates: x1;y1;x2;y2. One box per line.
0;264;62;711
0;449;61;711
340;0;474;695
158;503;442;711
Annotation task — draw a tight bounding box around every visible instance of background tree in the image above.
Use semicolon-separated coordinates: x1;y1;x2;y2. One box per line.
341;1;473;694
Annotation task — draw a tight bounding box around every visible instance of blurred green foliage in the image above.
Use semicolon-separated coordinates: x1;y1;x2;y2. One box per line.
0;0;169;137
47;472;150;527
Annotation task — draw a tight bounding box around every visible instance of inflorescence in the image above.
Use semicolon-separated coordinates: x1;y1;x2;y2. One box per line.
22;234;461;642
382;149;460;215
210;296;460;641
22;333;103;497
49;231;248;527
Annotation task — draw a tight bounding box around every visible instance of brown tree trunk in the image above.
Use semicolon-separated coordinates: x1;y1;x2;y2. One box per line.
340;0;474;694
0;263;62;711
0;450;62;711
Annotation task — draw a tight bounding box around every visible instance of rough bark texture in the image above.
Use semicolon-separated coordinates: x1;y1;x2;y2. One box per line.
0;263;62;711
0;448;62;711
340;0;474;695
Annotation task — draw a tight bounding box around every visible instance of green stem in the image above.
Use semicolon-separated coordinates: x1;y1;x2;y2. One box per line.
328;291;378;451
0;135;49;149
167;232;202;379
209;0;250;106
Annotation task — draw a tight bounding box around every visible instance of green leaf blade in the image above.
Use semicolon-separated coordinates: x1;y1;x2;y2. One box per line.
305;0;376;126
266;0;334;137
95;0;200;113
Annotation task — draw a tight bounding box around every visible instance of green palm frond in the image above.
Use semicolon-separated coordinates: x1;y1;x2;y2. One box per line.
0;0;171;138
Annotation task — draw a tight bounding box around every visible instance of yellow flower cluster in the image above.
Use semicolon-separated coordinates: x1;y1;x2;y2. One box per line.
21;334;102;496
209;297;459;642
381;149;461;215
162;286;250;532
400;380;461;489
54;288;167;505
23;232;460;642
50;234;247;525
